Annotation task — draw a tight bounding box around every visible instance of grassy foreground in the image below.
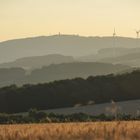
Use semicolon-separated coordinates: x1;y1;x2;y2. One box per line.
0;121;139;140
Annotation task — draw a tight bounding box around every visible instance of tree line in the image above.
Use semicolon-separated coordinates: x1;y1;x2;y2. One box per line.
0;109;139;124
0;70;140;113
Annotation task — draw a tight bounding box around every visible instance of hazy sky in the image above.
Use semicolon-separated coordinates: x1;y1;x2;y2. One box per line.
0;0;140;41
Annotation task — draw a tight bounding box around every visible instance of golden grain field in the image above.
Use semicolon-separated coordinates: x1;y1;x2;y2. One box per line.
0;121;139;140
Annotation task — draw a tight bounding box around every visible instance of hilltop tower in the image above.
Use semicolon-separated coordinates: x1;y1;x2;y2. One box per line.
113;28;117;57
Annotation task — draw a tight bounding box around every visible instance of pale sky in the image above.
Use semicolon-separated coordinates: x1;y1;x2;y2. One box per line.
0;0;140;41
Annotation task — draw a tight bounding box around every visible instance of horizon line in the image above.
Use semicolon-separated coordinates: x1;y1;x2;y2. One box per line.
0;34;139;43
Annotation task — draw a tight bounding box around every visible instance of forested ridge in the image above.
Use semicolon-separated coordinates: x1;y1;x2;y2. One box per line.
0;70;140;113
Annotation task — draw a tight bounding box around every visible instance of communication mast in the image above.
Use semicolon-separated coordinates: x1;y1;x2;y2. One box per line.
113;28;117;57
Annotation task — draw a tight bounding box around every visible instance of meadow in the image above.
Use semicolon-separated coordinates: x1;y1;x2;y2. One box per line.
0;121;139;140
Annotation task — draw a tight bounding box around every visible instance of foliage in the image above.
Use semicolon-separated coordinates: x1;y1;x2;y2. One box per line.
0;109;139;124
0;71;140;113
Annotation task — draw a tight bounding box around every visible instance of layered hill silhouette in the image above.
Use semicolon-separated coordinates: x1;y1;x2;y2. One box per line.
27;62;130;84
0;70;140;113
99;52;140;67
79;47;140;67
0;62;130;87
0;68;25;80
0;54;74;69
1;47;139;69
0;35;140;63
0;68;26;87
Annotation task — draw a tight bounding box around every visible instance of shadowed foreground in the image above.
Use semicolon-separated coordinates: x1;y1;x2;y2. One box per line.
0;121;139;140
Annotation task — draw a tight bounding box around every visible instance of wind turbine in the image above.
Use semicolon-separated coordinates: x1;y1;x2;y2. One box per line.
113;28;116;38
58;32;60;36
135;29;140;38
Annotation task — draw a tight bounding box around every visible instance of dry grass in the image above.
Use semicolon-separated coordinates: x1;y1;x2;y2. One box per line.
0;121;139;140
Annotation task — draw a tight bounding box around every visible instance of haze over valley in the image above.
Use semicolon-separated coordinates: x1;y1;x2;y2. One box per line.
0;35;140;88
0;35;140;63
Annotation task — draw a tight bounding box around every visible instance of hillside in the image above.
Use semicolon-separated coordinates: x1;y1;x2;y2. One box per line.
27;62;130;84
0;70;140;113
0;62;130;87
79;47;140;61
0;35;140;63
46;99;140;116
0;68;26;87
0;54;74;69
79;47;140;67
99;52;140;67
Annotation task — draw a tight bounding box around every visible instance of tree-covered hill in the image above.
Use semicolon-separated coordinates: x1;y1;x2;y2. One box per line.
0;70;140;113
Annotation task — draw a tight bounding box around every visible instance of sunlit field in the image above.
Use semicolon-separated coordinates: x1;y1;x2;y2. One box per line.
0;121;139;140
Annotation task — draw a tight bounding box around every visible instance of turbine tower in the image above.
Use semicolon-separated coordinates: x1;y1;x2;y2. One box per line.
135;30;140;38
113;28;116;38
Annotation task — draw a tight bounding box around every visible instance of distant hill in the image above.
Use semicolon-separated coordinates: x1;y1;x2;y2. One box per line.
79;47;140;61
0;62;131;87
99;52;140;67
98;47;140;57
79;47;140;67
0;54;74;69
26;62;131;84
0;35;140;63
